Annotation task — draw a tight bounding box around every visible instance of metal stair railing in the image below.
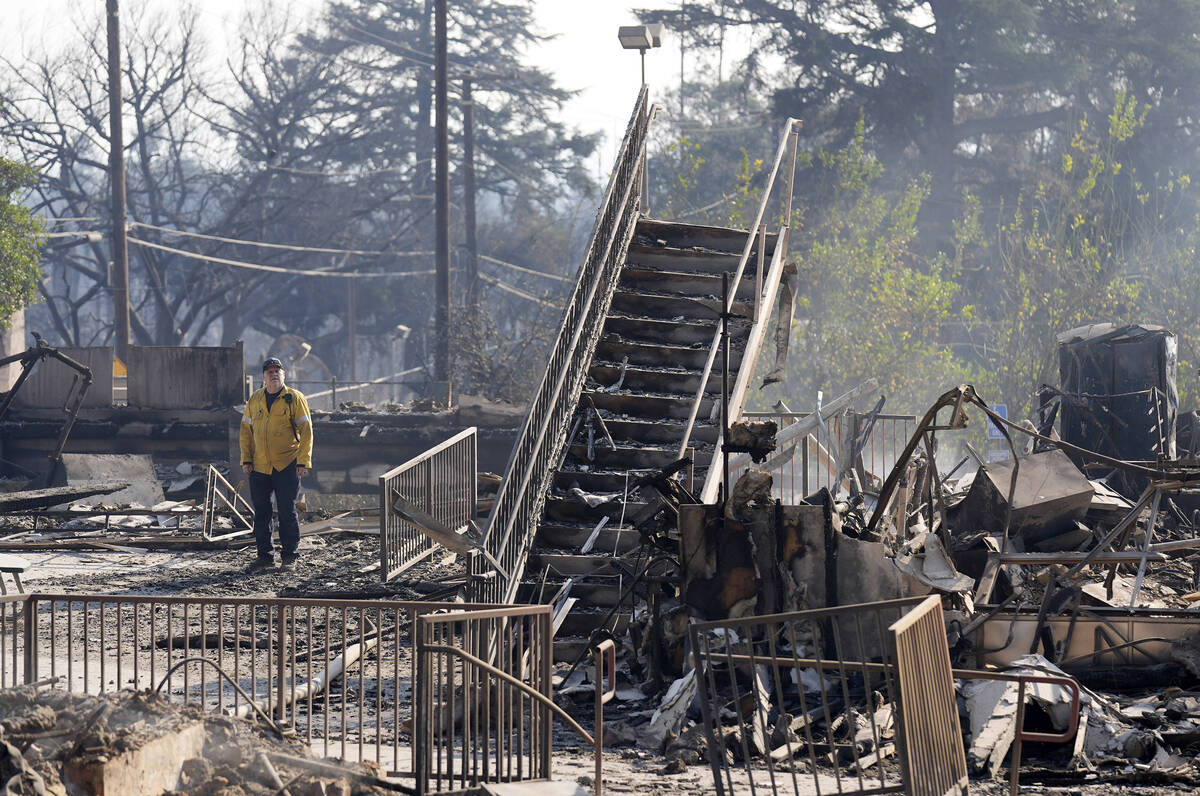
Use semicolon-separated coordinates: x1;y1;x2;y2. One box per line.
469;88;657;604
676;119;803;503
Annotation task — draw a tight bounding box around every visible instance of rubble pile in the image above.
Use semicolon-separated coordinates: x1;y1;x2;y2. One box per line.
0;686;401;795
596;363;1200;788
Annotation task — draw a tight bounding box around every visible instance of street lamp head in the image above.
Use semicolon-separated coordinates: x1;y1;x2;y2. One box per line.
618;24;664;51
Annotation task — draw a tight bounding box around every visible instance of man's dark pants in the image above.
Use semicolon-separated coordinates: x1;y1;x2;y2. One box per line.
249;461;300;560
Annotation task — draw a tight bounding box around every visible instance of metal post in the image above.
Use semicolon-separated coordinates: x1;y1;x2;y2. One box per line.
721;273;730;498
754;223;765;320
434;0;451;386
22;597;35;684
463;78;479;309
106;0;130;362
275;603;286;721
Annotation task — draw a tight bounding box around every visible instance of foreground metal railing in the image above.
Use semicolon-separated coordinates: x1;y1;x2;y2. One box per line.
415;605;554;793
692;596;1081;796
7;594;508;775
380;427;477;581
673;119;803;504
469;87;655;603
691;598;924;796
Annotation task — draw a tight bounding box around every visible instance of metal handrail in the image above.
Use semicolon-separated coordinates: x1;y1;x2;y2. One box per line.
379;427;476;581
676;120;802;503
469;88;656;604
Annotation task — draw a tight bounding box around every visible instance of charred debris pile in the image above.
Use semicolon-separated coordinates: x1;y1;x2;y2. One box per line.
562;323;1200;786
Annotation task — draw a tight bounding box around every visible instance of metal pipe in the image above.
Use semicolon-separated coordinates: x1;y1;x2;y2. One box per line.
721;272;730;498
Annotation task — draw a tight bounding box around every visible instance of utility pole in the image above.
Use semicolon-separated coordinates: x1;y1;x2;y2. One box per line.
462;78;479;310
106;0;130;362
433;0;450;393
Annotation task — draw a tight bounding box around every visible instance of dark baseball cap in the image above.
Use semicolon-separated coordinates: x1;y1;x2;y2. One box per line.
262;357;284;372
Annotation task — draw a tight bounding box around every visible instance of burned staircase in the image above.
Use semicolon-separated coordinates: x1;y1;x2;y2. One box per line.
468;90;801;665
527;218;775;659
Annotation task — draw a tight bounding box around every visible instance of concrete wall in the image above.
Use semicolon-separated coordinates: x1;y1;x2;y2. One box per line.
11;346;114;409
127;342;244;409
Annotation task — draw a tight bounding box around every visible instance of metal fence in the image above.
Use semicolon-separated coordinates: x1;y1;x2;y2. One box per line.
690;598;928;796
415;605;554;794
742;411;917;500
380;427;477;581
470;88;653;604
7;594;544;777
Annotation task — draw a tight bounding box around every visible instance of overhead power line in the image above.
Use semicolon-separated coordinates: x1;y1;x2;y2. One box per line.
39;216;101;224
128;237;438;279
129;221;429;258
478;272;561;308
477;253;572;284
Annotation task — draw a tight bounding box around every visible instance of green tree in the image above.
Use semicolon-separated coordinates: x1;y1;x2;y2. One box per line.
750;122;973;413
640;0;1200;251
0;156;43;330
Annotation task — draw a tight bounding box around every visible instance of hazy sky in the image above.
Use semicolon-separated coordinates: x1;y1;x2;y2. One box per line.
1;0;679;172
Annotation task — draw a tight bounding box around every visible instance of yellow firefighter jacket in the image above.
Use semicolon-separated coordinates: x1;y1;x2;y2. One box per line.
240;386;314;474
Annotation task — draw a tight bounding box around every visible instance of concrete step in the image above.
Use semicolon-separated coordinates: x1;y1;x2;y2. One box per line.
585;390;714;421
595;335;745;371
619;266;759;301
536;522;642;554
636;218;777;256
609;288;753;322
589;362;722;396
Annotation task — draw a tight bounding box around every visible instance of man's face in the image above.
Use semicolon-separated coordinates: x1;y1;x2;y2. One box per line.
264;365;285;392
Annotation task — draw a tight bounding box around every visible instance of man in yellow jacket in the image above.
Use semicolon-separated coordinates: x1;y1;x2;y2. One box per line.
239;357;314;572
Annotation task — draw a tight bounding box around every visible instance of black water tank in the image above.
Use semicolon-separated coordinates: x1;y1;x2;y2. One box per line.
1056;323;1176;494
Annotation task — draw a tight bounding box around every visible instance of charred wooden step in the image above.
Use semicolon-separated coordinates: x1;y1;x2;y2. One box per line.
566;440;687;469
610;288;753;321
544;495;650;523
589;362;722;396
552;467;709;494
619;266;759;301
584;390;714;421
528;552;635;578
592;416;719;446
601;314;720;347
515;581;627;609
536;522;643;554
636;218;778;255
594;335;745;371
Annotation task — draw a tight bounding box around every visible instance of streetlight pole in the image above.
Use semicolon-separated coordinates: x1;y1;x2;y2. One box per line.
106;0;130;362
